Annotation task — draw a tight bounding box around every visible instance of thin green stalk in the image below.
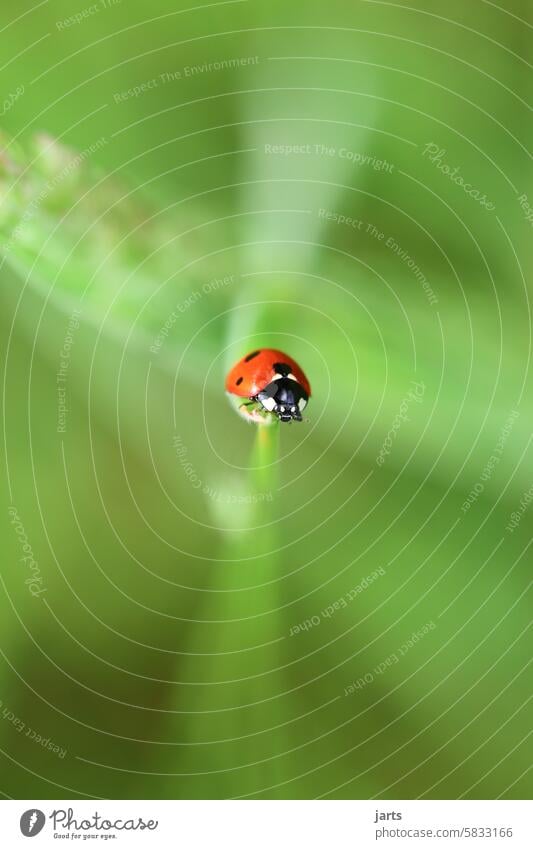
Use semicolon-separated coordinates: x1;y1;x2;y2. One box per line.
170;420;288;798
250;420;280;530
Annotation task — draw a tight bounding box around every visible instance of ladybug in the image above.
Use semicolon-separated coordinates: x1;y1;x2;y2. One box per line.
225;348;311;423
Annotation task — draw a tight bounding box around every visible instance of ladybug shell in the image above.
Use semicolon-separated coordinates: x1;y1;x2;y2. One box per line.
225;348;311;398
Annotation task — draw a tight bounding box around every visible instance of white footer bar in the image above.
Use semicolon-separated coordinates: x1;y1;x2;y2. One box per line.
1;800;530;847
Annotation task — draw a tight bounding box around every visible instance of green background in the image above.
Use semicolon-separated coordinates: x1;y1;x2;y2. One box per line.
0;0;531;799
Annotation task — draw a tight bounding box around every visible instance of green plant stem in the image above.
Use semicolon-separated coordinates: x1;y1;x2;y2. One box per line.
250;420;280;524
169;421;288;798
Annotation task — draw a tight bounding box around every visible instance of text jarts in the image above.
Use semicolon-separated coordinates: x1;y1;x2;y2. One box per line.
374;810;402;823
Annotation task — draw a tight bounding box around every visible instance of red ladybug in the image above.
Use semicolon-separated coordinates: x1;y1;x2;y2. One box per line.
225;348;311;423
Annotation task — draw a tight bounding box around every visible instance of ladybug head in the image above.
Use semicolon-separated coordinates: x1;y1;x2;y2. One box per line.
256;363;309;423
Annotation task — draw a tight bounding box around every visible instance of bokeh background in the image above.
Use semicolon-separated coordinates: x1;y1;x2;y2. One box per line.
0;0;531;800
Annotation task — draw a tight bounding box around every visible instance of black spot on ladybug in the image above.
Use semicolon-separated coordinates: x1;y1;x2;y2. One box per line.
273;362;291;377
235;376;243;386
244;350;260;361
